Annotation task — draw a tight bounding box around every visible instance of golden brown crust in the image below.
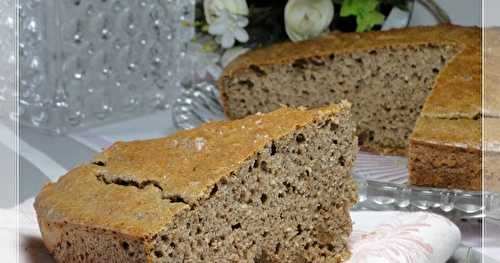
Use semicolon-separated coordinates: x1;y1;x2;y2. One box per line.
34;102;351;253
419;28;481;118
221;25;474;77
35;165;188;238
219;25;487;119
410;117;481;150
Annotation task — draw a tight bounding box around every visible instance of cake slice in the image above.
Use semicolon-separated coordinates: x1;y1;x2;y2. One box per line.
218;25;484;190
218;25;479;154
35;102;358;263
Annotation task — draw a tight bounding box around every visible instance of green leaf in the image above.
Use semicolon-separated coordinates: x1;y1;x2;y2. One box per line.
356;10;385;32
340;0;386;32
340;0;378;17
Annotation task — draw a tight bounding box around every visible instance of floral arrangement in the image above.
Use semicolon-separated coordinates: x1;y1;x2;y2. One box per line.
191;0;446;79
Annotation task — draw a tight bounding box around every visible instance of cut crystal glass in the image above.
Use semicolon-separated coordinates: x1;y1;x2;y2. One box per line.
19;0;195;134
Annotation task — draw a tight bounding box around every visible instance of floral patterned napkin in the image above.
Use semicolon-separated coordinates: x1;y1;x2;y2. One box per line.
348;211;461;263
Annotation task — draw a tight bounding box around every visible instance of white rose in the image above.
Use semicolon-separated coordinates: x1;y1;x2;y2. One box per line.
284;0;334;42
204;0;249;24
208;11;249;48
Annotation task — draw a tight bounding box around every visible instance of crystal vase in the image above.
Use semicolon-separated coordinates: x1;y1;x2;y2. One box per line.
19;0;195;134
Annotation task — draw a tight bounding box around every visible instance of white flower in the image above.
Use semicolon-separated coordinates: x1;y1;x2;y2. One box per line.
284;0;334;42
208;10;249;48
204;0;249;24
221;46;250;67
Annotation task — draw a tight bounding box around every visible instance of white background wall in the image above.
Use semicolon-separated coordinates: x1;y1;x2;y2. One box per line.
410;0;500;27
484;0;500;26
410;0;481;26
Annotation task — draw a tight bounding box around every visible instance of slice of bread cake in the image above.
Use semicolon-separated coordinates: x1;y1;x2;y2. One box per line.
218;25;476;154
35;102;358;263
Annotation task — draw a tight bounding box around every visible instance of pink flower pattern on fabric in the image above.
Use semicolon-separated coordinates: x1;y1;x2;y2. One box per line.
347;213;435;263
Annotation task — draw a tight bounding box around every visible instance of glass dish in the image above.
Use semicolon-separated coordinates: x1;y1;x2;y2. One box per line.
173;81;500;221
19;0;195;134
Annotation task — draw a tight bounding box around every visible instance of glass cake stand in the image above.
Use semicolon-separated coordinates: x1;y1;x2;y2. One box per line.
172;81;500;223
